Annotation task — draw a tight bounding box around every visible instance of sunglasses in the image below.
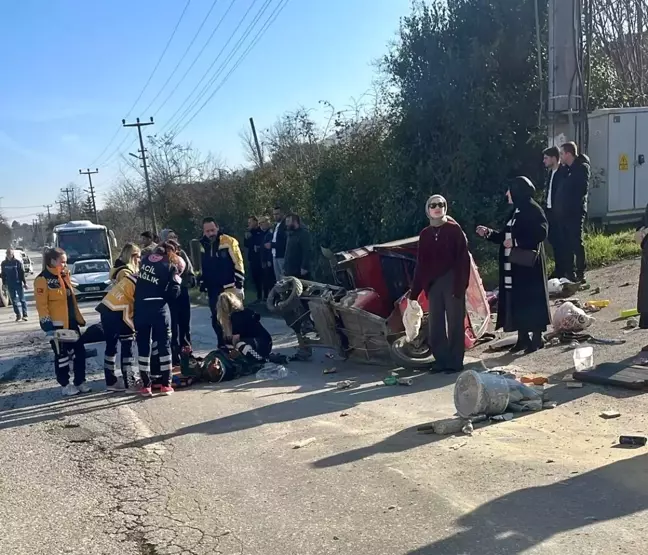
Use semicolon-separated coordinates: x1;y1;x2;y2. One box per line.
429;202;446;209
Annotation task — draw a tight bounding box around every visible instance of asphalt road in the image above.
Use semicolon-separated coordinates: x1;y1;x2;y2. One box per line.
2;252;648;554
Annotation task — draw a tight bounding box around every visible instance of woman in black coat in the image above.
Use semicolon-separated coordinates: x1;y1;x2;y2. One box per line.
477;176;551;353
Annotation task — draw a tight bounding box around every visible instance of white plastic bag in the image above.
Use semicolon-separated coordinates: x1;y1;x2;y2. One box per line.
553;301;594;332
403;299;424;342
547;278;562;294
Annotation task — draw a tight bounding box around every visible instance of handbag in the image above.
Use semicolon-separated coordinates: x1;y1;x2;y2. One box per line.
509;247;538;267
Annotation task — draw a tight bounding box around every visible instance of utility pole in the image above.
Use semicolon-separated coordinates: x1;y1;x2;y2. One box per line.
249;117;264;168
43;204;52;223
123;117;157;235
61;187;73;221
79;168;99;223
547;0;583;149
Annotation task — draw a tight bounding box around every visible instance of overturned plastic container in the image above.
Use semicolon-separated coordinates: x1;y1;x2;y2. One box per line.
454;370;511;418
573;346;594;372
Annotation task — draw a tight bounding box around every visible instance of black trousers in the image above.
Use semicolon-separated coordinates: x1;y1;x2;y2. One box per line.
546;208;565;278
560;213;587;280
427;271;466;372
170;287;192;364
100;311;134;387
51;333;87;387
262;261;276;298
135;307;172;388
250;261;264;301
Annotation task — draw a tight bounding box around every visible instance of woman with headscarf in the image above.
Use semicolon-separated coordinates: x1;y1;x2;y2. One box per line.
477;176;551;353
409;194;471;373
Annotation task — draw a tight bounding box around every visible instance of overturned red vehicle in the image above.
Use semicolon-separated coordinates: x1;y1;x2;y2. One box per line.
266;236;491;367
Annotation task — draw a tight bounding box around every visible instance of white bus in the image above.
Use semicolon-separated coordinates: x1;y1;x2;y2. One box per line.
52;221;118;265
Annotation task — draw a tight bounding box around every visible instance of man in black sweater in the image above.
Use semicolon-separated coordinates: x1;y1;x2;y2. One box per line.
558;141;590;283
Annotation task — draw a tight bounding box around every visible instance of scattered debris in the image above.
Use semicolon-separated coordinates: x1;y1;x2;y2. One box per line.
620;308;639;319
450;442;467;451
619;435;647;447
387;505;397;510
553;302;595;333
336;380;355;390
543;401;558;409
462;421;474;435
585;299;610;309
397;377;413;386
521;376;548;385
491;413;514;422
569;341;581;349
591;286;602;294
323;367;337;375
425;417;465;436
383;375;398;386
546;459;555;463
325;353;335;359
626;318;639;330
600;410;621;419
573;346;594;372
619;282;632;288
340;412;349;417
567;381;584;388
292;437;316;449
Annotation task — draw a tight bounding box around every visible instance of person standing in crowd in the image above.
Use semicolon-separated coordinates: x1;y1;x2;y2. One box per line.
284;214;312;280
160;229;196;366
542;146;568;278
1;247;28;322
35;248;90;396
409;195;470;373
636;205;648;348
260;217;276;300
477;177;551;354
244;216;265;302
134;242;182;397
198;217;245;341
111;243;141;283
215;289;273;361
271;206;287;280
96;256;139;392
559;141;590;283
140;231;157;256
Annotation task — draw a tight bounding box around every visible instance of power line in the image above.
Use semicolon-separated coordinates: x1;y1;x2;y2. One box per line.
79;168;99;223
173;0;289;137
142;0;226;116
159;0;266;135
88;0;192;167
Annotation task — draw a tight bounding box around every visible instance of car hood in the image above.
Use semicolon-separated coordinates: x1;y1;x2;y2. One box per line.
72;272;110;285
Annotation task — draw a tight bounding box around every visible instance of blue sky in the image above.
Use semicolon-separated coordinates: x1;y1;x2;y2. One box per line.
0;0;410;223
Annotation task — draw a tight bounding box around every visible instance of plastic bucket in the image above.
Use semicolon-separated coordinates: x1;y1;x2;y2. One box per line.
573;346;594;372
454;370;511;418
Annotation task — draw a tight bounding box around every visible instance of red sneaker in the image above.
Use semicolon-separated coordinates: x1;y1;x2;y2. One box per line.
139;387;153;397
159;386;174;396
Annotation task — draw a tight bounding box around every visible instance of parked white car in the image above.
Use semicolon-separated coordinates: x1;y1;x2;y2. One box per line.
14;249;33;274
70;259;112;300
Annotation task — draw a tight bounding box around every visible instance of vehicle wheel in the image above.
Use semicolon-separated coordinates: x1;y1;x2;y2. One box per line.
267;277;304;313
389;336;436;368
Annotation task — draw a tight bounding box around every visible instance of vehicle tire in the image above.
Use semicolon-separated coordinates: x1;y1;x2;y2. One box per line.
267;277;304;313
389;336;436;368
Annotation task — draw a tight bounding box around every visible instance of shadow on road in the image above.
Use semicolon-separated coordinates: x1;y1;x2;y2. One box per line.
406;453;648;554
116;370;460;450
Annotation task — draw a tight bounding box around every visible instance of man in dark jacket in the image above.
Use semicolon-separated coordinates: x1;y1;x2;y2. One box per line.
284;214;312;279
198;217;245;338
1;248;28;321
559;142;590;283
244;216;265;302
542;146;569;278
271;206;287;280
260;217;276;299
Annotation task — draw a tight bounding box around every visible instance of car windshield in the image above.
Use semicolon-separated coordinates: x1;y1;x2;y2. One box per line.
73;261;111;274
58;230;110;264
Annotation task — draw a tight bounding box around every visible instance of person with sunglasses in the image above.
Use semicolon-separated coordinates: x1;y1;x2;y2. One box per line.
409;194;471;373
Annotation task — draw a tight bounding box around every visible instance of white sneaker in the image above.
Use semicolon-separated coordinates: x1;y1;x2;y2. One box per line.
77;382;92;394
106;378;126;392
62;384;80;396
